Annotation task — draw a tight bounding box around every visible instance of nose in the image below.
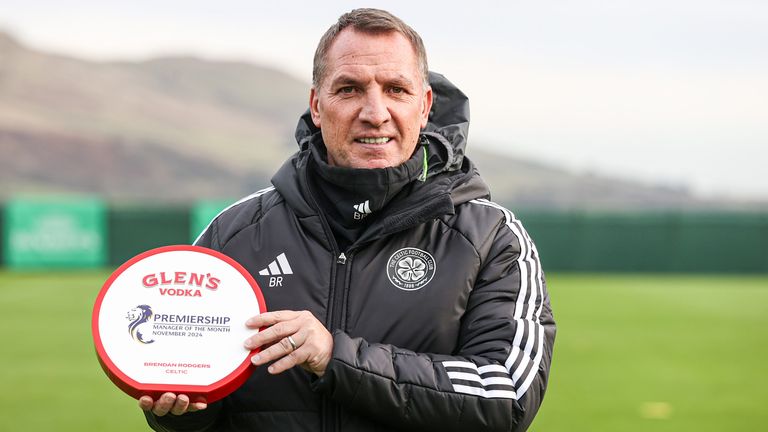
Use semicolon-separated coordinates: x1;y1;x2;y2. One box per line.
358;91;391;127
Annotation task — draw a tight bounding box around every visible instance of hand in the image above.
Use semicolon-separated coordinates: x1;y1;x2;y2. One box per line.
138;393;207;416
244;310;333;377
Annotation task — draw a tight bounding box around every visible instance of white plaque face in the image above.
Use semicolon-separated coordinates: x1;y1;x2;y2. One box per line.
92;245;266;402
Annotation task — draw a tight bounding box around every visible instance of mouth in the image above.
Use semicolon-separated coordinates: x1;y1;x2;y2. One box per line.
354;137;391;144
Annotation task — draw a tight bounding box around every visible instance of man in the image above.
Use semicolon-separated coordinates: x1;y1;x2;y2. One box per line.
141;8;555;432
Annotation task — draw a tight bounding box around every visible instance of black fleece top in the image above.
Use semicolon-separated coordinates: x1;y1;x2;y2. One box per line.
308;141;426;251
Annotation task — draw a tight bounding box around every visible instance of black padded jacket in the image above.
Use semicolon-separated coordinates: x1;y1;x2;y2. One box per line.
146;72;556;432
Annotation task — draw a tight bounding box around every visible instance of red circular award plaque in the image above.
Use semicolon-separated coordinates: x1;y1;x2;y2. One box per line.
92;245;267;403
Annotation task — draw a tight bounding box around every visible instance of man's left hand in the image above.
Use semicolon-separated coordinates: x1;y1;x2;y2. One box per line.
244;310;333;377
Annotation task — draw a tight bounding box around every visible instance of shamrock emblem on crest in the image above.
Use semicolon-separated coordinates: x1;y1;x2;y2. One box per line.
396;257;427;282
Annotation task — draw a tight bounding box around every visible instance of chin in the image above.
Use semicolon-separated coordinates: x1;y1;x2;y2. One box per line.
346;153;402;169
350;161;391;169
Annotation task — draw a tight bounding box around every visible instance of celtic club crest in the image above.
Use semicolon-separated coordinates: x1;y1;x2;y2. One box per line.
386;248;436;291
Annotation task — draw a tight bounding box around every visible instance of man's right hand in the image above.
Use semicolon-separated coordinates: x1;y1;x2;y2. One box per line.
139;393;207;416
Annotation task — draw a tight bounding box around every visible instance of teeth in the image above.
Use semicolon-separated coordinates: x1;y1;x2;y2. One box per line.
356;137;391;144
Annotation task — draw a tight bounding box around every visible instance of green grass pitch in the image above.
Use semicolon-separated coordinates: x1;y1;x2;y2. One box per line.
0;271;765;431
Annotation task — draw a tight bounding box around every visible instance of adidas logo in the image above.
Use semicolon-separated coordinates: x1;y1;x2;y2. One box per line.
354;200;372;214
258;253;292;287
353;200;372;220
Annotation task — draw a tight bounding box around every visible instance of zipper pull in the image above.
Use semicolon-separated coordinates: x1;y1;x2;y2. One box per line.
418;135;429;182
337;253;347;264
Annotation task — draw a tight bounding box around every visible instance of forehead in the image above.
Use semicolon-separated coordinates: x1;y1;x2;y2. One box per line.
324;28;420;82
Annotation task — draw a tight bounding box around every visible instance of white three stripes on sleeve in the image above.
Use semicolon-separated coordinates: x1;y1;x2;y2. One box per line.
440;199;545;400
442;361;518;399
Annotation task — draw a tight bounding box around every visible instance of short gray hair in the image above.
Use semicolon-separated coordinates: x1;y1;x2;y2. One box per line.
312;8;429;89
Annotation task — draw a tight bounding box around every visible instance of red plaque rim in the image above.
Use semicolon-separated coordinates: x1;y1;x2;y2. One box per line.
92;245;266;403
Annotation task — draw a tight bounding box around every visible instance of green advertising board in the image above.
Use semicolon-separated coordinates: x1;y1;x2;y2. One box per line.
190;200;235;244
3;198;106;268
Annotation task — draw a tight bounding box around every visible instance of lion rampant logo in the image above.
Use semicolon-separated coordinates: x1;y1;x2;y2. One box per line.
126;304;155;344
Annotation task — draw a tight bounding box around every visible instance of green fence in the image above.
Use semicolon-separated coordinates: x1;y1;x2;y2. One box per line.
0;199;766;273
2;198;107;268
107;206;190;266
517;211;768;273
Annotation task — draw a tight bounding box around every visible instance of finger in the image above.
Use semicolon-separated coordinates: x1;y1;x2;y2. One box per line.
188;401;208;412
138;396;154;411
170;394;191;416
245;310;301;328
152;393;177;417
267;346;307;375
250;333;301;367
244;319;300;350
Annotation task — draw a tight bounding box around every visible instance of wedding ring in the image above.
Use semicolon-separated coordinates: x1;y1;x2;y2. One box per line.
287;335;298;351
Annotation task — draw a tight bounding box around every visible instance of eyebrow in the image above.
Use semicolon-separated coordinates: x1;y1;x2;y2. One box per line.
329;75;364;87
388;76;415;88
329;74;416;88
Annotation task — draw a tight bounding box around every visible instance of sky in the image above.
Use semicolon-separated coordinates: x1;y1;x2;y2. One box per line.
1;0;766;199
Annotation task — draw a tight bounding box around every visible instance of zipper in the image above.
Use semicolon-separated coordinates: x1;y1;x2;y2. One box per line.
299;161;347;432
298;161;341;321
331;250;353;333
326;250;351;432
330;252;349;329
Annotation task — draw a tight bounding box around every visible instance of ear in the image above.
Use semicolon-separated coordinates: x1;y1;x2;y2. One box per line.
309;87;321;128
420;86;433;129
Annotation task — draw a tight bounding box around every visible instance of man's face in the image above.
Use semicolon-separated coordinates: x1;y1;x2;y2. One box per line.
310;29;433;169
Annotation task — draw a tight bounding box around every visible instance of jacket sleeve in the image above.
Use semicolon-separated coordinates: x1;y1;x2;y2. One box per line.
312;213;556;431
143;405;222;432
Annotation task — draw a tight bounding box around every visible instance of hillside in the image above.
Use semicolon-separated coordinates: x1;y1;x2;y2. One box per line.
0;31;757;209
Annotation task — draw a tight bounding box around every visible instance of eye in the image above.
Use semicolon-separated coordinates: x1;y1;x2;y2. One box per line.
390;87;404;94
339;86;356;94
